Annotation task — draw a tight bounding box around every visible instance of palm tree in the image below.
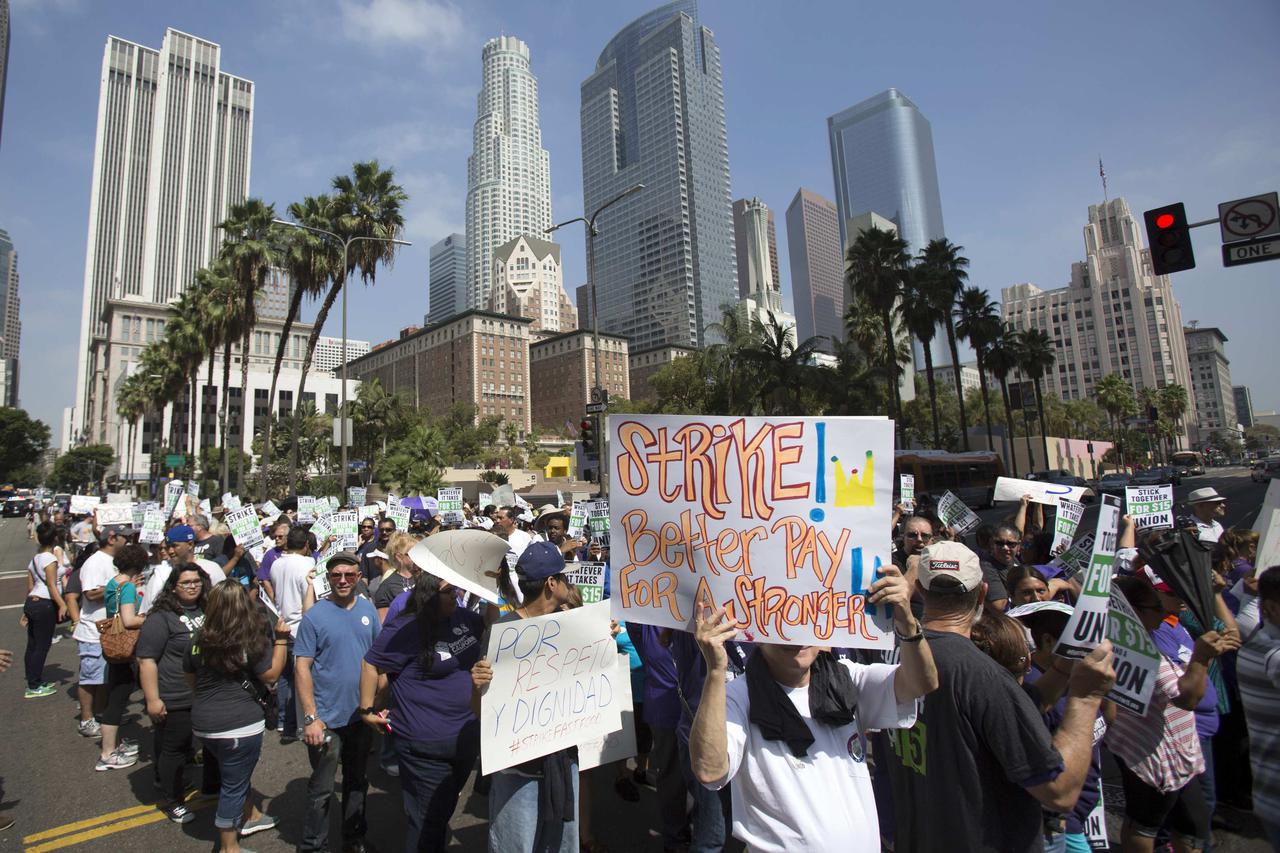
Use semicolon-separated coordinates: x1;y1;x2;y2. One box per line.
917;239;971;448
115;375;148;486
160;290;207;461
898;268;945;447
846;226;911;443
218;198;279;493
1017;328;1056;469
816;336;891;416
1095;374;1137;469
196;260;248;493
1158;384;1189;453
739;313;819;415
1137;386;1163;464
954;287;1002;461
984;324;1022;475
352;378;403;486
704;305;763;416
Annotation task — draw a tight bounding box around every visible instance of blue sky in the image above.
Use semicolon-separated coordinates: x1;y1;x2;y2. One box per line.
2;0;1278;445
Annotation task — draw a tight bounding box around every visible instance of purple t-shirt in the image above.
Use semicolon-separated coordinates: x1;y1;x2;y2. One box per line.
628;623;681;729
1153;619;1219;737
255;546;283;582
364;606;483;743
1025;663;1103;834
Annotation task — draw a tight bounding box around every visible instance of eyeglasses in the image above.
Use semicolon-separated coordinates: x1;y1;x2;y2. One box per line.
176;580;203;588
993;540;1021;548
359;524;375;530
904;531;933;541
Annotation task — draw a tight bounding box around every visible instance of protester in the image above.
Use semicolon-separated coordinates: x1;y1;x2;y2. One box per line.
688;561;937;852
360;517;396;581
142;525;227;614
981;520;1030;611
255;521;292;601
137;564;215;823
269;525;317;743
493;506;533;565
295;552;380;853
970;612;1032;679
192;513;226;561
1234;567;1280;850
1005;564;1052;607
97;542;148;771
71;524;128;739
23;521;67;698
535;508;582;558
373;531;422;622
185;581;291;853
1183;489;1227;544
629;622;691;851
893;514;934;571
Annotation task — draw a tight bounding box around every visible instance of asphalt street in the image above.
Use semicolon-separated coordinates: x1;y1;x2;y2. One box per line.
0;469;1273;852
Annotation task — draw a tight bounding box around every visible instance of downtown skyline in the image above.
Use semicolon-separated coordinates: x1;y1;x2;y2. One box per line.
0;0;1278;444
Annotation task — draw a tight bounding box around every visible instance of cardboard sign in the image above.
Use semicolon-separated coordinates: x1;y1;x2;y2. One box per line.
568;502;588;539
164;481;185;517
1055;496;1121;659
1255;480;1280;578
94;503;134;527
386;505;410;531
937;490;981;535
1126;484;1174;530
1051;498;1085;557
226;506;265;552
564;561;607;604
578;653;638;771
260;499;281;520
438;487;465;525
899;474;915;513
408;529;508;605
333;510;358;549
994;476;1088;506
1105;586;1160;715
480;601;623;774
347;486;367;508
608;415;895;649
139;509;168;544
70;494;101;516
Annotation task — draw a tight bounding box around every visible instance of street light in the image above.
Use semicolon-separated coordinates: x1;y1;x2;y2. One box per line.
273;219;411;495
546;183;644;495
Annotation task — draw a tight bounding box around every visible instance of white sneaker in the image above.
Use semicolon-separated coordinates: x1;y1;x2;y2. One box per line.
95;751;137;771
78;719;102;739
117;739;139;757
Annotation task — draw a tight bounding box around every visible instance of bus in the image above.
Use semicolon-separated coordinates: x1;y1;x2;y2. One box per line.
1170;450;1205;477
895;449;1006;510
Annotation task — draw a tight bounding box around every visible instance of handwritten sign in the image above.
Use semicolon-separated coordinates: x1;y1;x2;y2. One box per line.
1105;586;1159;715
994;476;1088;506
899;474;915;513
70;494;101;516
438;487;465;525
139;509;167;544
1055;496;1121;659
1051;498;1085;556
386;505;410;531
937;490;981;535
94;503;134;527
564;562;607;604
347;486;367;508
608;415;895;649
226;506;265;552
409;529;508;605
481;601;623;774
1126;484;1174;530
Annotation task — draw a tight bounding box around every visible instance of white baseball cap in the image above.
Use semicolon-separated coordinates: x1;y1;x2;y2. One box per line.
917;541;984;593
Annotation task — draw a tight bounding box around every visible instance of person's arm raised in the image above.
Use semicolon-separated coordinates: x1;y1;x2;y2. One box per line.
868;564;938;703
689;605;739;786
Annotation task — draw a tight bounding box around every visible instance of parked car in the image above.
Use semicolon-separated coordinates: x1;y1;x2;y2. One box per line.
1131;466;1181;487
1096;472;1132;499
1252;459;1280;483
2;497;33;517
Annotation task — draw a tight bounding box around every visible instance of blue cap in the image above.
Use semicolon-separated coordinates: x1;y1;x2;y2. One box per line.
515;541;566;582
166;525;195;544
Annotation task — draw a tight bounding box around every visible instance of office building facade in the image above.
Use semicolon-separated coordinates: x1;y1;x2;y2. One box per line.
0;228;18;406
1183;326;1236;442
580;0;737;352
732;197;779;300
0;0;8;149
529;330;629;432
427;233;466;324
488;235;577;335
1233;385;1254;429
313;335;371;376
785;188;844;352
464;37;551;313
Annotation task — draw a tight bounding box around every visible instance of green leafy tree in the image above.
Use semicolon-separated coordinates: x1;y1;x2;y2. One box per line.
51;444;114;492
0;408;51;483
845;226;912;441
954;287;1002;458
1158;384;1189;453
380;422;447;494
916;239;971;448
1245;424;1280;454
1095;373;1138;467
740;312;820;415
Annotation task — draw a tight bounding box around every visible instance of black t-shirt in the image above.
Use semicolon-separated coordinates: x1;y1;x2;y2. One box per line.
194;534;226;562
980;557;1025;602
885;630;1063;853
136;606;203;709
374;572;413;609
184;622;274;734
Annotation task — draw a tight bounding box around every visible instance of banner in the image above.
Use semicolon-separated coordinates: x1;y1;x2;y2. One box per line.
408;529;508;605
899;474;915;513
564;561;607;604
226;506;265;552
578;653;638;770
1050;531;1096;580
1105;586;1160;715
481;601;623;774
139;509;168;544
1054;496;1121;659
70;494;101;516
94;503;134;527
994;476;1089;506
347;486;367;508
1255;480;1280;577
386;505;410;531
1051;498;1085;556
608;414;895;648
937;490;981;535
333;510;358;549
164;481;185;518
438;487;465;525
1126;484;1174;530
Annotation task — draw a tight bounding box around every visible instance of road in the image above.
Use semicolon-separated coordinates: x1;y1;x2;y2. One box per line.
0;470;1273;852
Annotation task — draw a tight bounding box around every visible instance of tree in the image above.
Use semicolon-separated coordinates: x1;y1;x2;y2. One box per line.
0;408;51;483
813;336;891;417
740;312;819;415
1017;328;1056;467
379;422;447;494
1095;374;1137;468
1246;424;1280;454
845;226;911;442
954;287;1002;462
984;325;1022;475
351;378;407;486
649;355;712;414
1158;384;1189;453
898;268;946;447
916;239;971;448
51;444;114;492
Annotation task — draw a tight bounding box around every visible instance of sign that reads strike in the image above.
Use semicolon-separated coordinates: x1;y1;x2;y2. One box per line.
607;415;895;649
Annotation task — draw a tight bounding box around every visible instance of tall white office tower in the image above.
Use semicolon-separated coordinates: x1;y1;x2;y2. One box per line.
463;36;552;313
71;29;253;445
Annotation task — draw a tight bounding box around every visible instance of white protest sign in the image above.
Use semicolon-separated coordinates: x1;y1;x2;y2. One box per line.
312;570;332;601
358;505;380;523
70;494;101;516
1055;496;1121;659
994;476;1088;506
94;502;134;527
479;492;493;510
386;505;410;531
481;601;622;774
327;496;340;512
438;487;465;525
1126;484;1174;530
310;512;334;543
608;414;895;649
408;529;508;605
1085;789;1107;851
899;474;915;512
164;481;185;517
261;500;281;519
226;506;265;551
1252;479;1280;577
1050;531;1096;580
221;493;242;511
131;502;147;528
588;501;611;548
564;562;607;604
1105;586;1160;715
937;490;981;535
187;480;200;500
1051;498;1085;557
347;486;367;508
139;509;167;544
333;511;358;549
199;498;211;515
297;497;317;523
106;493;132;504
578;653;638;771
387;493;400;508
568;502;588;539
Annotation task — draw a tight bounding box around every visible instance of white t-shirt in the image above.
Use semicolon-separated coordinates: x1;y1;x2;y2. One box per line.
73;550;119;643
504;529;533;568
271;553;315;637
1195;518;1223;544
140;560;226;614
709;660;916;853
28;553;60;599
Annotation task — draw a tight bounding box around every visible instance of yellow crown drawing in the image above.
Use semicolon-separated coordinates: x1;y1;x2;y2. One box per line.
832;451;875;507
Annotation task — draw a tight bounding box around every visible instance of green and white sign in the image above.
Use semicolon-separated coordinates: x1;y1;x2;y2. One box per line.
1126;484;1174;530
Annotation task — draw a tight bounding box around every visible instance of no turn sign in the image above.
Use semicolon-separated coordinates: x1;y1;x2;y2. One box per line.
1218;192;1279;244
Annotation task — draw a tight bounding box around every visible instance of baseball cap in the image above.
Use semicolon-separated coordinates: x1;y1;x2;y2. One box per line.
917;541;984;593
98;524;130;541
1143;566;1174;594
1186;487;1226;505
326;551;361;569
515;541;566;582
165;525;196;544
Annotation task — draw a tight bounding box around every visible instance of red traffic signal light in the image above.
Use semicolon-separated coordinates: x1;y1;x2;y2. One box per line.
580;416;598;456
1155;213;1175;229
1143;202;1196;275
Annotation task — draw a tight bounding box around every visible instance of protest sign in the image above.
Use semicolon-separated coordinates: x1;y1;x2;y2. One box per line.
608;414;895;648
199;498;211;515
310;512;334;544
387;493;400;508
106;493;132;504
1051;498;1085;556
333;510;358;549
312;569;332;601
226;507;265;552
568;502;588;539
588;501;611;548
556;490;565;509
386;505;410;531
578;653;638;770
409;530;508;604
937;490;981;535
94;502;133;527
221;493;242;511
347;486;367;508
1255;479;1280;577
139;509;167;544
70;494;101;516
478;492;493;510
327;496;340;511
1050;531;1096;580
1055;496;1121;659
163;481;185;517
261;500;281;520
1085;789;1107;851
297;496;317;523
187;480;200;500
1126;484;1174;530
899;474;915;512
993;476;1089;506
564;562;607;604
1105;586;1160;715
358;505;379;523
481;601;623;774
438;487;465;525
131;503;146;528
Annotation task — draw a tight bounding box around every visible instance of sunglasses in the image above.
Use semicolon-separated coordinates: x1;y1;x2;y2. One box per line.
328;571;361;581
993;540;1021;548
904;531;932;540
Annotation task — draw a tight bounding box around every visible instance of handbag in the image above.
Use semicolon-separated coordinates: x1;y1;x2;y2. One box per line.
96;612;139;663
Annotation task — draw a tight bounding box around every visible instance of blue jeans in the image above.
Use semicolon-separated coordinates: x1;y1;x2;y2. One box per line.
275;650;296;735
489;761;578;853
678;737;728;853
301;722;371;852
394;722;478;853
203;734;263;830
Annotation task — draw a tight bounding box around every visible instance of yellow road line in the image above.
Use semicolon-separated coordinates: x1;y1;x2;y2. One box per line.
22;797;214;852
21;803;161;843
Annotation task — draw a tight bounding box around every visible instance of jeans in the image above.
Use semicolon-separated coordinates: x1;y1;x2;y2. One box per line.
649;727;689;848
203;734;263;830
1043;831;1066;853
394;722;479;853
678;737;728;853
23;598;56;688
275;649;296;735
153;708;219;802
301;722;372;851
489;759;579;853
1198;735;1217;853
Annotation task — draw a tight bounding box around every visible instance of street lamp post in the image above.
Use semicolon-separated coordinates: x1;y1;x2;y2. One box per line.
273;219;411;497
546;183;644;496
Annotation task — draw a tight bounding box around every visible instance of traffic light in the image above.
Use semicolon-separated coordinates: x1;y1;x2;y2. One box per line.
580;416;598;457
1143;202;1196;275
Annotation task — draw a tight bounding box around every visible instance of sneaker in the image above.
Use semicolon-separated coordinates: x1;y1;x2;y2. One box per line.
50;635;62;645
24;684;56;699
78;719;102;739
163;802;196;824
95;751;138;771
239;815;277;837
0;811;13;831
117;739;139;757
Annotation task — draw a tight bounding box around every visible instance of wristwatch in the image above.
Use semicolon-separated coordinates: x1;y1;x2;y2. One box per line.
303;713;320;726
894;622;925;643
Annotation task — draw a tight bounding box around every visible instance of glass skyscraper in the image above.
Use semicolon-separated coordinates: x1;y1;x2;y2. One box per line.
579;0;737;351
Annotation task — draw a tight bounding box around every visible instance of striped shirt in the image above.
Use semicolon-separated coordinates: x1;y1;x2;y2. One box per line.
1237;623;1280;822
1104;653;1204;793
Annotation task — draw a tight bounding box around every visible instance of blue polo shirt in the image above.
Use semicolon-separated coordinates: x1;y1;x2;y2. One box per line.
294;597;381;728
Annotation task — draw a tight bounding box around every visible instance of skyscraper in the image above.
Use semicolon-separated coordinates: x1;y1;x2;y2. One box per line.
72;29;253;444
580;0;737;351
464;36;551;313
0;229;19;407
785;188;843;352
427;233;466;324
732;198;779;300
1183;326;1236;443
0;0;9;149
1233;385;1254;429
